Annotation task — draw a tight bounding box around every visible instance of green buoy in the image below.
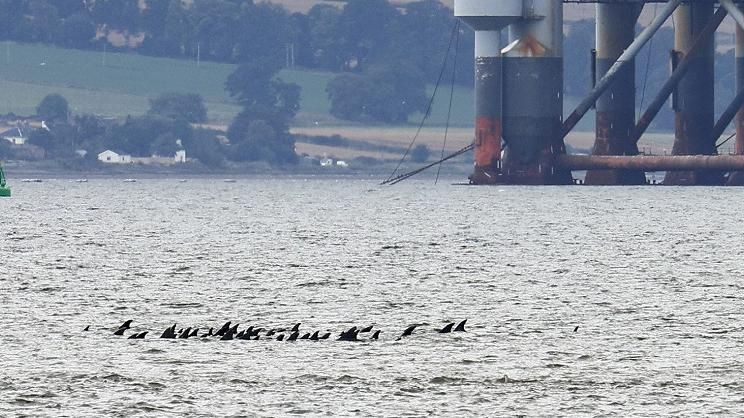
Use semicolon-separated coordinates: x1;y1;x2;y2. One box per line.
0;163;10;197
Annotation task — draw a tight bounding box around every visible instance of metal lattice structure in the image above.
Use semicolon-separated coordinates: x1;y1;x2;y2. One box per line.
455;0;744;185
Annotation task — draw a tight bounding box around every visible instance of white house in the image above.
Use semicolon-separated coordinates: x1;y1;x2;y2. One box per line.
98;150;132;164
174;149;186;163
0;127;27;145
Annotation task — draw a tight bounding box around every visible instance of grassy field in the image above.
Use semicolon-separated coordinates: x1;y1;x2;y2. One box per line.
0;41;475;127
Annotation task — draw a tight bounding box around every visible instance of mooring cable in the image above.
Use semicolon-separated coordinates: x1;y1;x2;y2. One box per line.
384;20;460;184
435;20;460;185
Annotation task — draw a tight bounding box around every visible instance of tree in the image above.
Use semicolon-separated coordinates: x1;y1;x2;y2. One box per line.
55;0;86;18
142;0;170;37
73;114;107;153
27;128;54;152
148;93;207;123
327;63;428;123
191;0;241;62
36;94;69;122
151;132;180;156
0;0;24;40
22;0;59;43
0;138;12;159
56;12;96;48
91;0;140;29
306;4;342;70
336;0;399;70
225;56;300;164
106;115;191;157
326;73;371;121
184;128;224;167
233;3;291;66
411;144;430;163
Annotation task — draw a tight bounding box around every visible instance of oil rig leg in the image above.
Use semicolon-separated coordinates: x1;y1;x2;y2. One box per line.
501;0;572;185
729;6;744;185
665;2;723;185
585;3;645;185
470;30;504;184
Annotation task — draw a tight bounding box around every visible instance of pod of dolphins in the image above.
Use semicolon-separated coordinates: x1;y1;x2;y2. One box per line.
88;319;469;342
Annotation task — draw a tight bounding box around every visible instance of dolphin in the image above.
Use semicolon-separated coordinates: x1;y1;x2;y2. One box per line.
114;320;134;335
439;323;455;333
215;321;231;337
160;324;177;339
401;325;417;337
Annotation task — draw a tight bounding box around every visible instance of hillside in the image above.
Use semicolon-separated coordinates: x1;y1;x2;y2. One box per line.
0;42;474;127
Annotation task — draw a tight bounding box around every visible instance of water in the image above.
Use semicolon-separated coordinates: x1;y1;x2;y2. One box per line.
2;178;744;416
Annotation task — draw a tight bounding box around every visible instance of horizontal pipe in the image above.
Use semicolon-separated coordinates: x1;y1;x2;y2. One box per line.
562;0;683;138
556;155;744;171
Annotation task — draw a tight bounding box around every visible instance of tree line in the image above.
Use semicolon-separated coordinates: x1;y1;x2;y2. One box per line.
0;92;229;168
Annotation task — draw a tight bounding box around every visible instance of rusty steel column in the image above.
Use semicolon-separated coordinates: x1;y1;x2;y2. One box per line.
585;3;645;185
470;30;504;184
728;18;744;185
665;2;722;185
455;0;521;185
501;0;571;184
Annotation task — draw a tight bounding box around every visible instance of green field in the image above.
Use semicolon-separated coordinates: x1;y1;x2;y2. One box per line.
0;42;477;126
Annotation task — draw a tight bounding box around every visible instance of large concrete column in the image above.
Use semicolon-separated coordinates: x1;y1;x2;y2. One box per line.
501;0;572;185
585;3;645;185
455;0;521;185
665;3;722;185
728;22;744;185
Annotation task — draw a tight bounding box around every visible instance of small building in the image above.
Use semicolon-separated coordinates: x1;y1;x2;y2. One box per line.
0;127;27;145
98;150;132;164
175;149;186;163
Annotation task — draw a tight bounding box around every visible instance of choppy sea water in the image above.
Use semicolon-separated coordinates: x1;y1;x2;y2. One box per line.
2;177;744;416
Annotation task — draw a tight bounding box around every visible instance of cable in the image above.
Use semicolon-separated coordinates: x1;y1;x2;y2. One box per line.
716;132;737;150
384;143;474;186
384;20;460;184
435;20;460;185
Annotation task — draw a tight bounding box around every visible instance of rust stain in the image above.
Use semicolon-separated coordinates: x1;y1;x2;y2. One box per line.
474;117;501;168
517;36;548;57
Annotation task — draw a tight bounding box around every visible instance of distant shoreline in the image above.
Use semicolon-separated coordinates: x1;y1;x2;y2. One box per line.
2;159;473;181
